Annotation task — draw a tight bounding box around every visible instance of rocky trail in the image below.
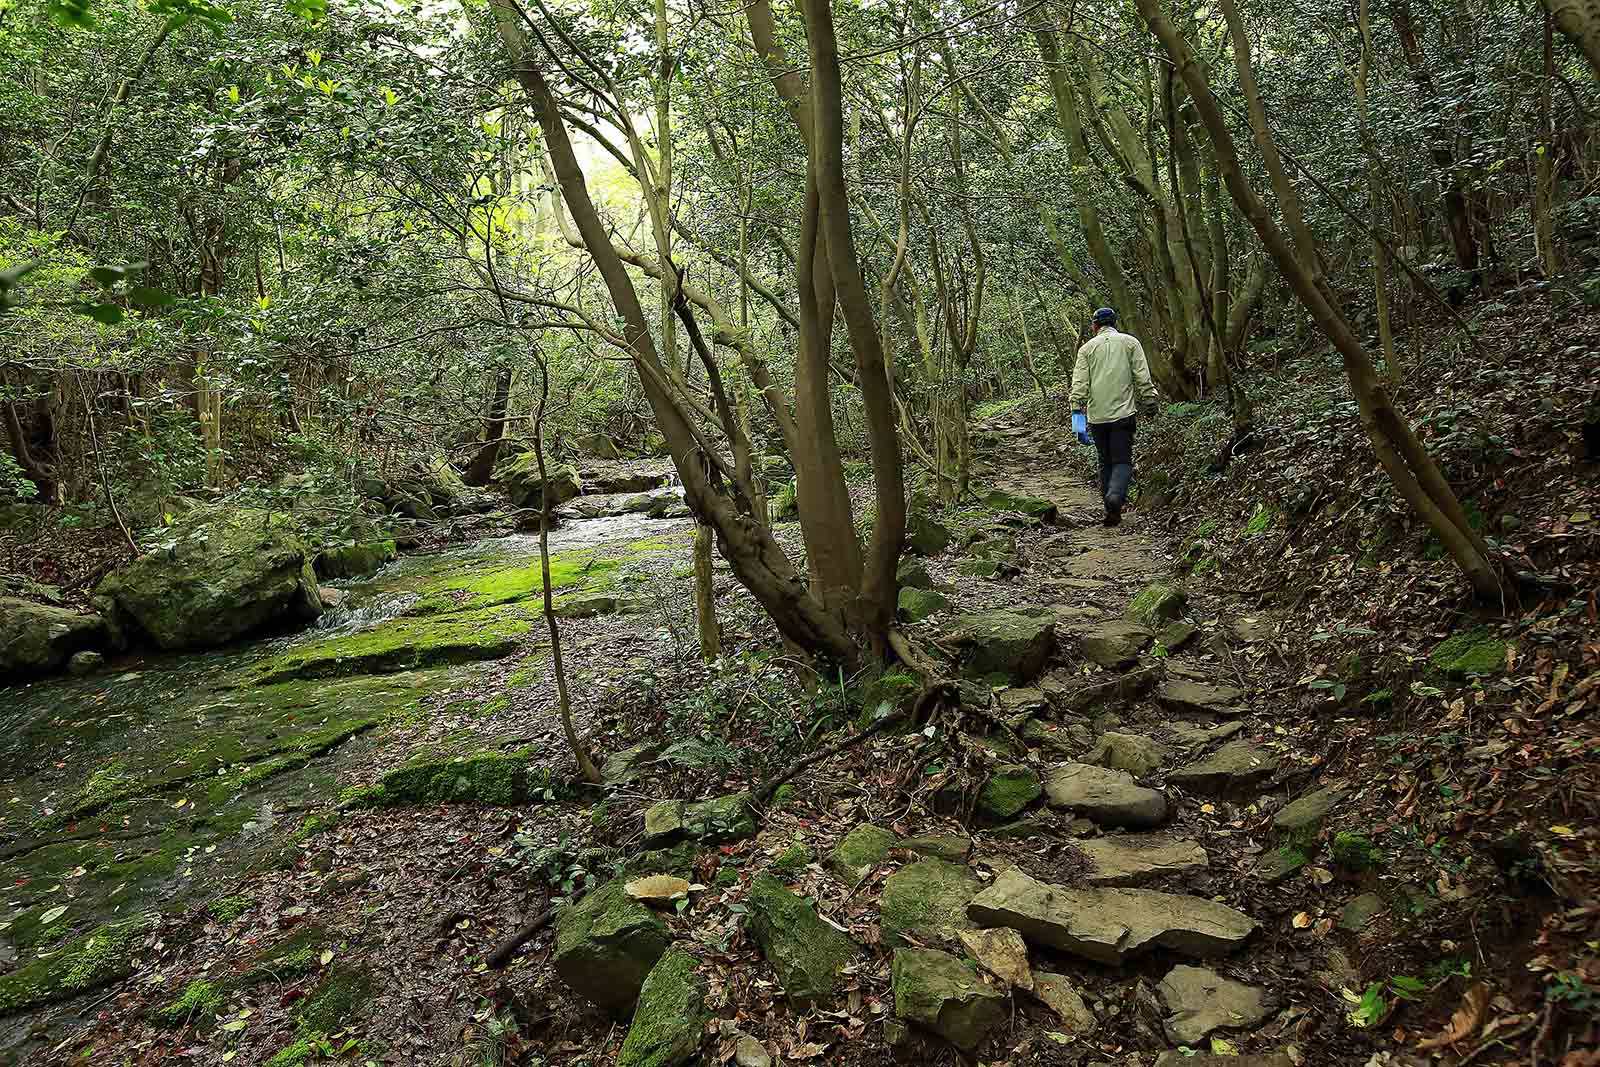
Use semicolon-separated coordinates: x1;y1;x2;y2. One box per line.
0;408;1559;1067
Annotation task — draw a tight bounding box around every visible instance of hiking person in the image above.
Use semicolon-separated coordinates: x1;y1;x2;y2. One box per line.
1070;307;1160;526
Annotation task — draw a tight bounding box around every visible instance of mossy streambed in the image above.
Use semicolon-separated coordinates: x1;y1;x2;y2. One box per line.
0;513;691;1057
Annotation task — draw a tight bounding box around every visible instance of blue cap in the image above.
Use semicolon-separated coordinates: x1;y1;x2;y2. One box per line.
1093;307;1117;325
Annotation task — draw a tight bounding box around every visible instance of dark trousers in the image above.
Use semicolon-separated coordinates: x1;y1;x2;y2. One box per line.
1091;414;1137;507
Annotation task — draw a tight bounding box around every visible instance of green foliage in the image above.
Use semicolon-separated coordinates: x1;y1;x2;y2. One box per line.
1331;832;1382;871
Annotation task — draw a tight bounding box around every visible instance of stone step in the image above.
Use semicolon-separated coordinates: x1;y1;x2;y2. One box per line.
1076;834;1208;886
966;869;1257;965
1043;762;1168;828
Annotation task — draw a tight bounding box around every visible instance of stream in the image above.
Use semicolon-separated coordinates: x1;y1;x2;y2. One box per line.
0;506;691;1053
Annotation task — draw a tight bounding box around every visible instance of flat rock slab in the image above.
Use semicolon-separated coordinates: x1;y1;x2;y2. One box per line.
1169;741;1281;797
1085;731;1169;775
1031;971;1096;1033
1157;964;1270;1044
1164;721;1245;747
1078;620;1152;668
902;835;972;864
1042;664;1160;712
1274;786;1346;834
881;859;981;947
944;609;1057;683
1158;679;1247;716
967;869;1257;965
1043;763;1168;828
1077;835;1209;886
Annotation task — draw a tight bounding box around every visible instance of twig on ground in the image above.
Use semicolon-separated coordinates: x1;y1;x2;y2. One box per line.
485;904;558;970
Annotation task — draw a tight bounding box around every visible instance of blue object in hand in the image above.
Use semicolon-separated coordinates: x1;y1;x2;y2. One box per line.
1072;411;1092;445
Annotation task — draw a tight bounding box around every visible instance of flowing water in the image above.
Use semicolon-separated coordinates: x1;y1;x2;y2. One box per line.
0;507;690;1052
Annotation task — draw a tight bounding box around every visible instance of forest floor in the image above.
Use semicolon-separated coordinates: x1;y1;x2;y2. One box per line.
5;299;1599;1067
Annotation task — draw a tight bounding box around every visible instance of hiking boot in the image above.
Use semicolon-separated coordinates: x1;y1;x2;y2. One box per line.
1103;500;1122;527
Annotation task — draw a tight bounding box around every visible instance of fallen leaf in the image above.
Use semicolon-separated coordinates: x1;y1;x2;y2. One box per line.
1416;982;1490;1050
39;905;67;925
626;875;692;905
319;949;334;965
1292;911;1312;928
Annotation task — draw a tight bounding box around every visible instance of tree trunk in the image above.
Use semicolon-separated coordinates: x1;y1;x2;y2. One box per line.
1355;0;1401;384
693;521;720;660
494;0;862;665
463;367;513;486
1541;0;1600;80
1136;0;1502;602
1535;9;1561;278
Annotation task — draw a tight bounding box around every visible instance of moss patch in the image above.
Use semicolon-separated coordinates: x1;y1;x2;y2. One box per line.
1429;628;1510;676
747;874;855;1005
879;859;980;947
409;552;618;616
1332;832;1383;871
152;979;225;1027
251;605;533;684
296;964;373;1032
976;765;1042;821
772;844;813;877
828;824;900;883
208;895;255;924
357;746;549;808
618;949;708;1067
0;915;150;1015
240;925;328;987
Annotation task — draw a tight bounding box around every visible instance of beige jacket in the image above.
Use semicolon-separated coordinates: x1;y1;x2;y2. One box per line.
1070;326;1159;423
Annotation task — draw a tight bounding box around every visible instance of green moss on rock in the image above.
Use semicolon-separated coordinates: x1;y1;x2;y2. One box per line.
207;895;255;924
618;949;708;1067
0;597;107;678
906;510;952;556
152;979;225;1027
554;879;671;1016
747;874;855;1006
0;915;149;1016
976;765;1042;821
1429;628;1510;676
296;964;373;1032
891;946;1006;1052
898;587;950;623
880;859;980;947
772;844;813;878
252;604;531;684
1127;582;1187;628
982;488;1058;522
1332;831;1382;871
643;793;755;845
240;926;328;987
359;747;547;808
827;824;900;883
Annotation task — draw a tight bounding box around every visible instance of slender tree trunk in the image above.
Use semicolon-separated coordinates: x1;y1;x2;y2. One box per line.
1541;0;1600;88
1356;0;1401;384
531;352;601;785
1535;9;1561;278
693;521;720;660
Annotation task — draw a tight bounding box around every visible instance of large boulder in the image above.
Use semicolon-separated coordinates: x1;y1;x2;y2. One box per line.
1043;763;1168;828
92;509;322;651
906;510;952;556
618;950;708;1067
1127;581;1187;628
1;598;107;679
1085;732;1169;776
891;947;1006;1052
880;859;981;947
1078;620;1152;668
553;879;671;1015
315;540;397;580
495;452;583;511
945;609;1056;683
966;869;1257;965
747;875;855;1006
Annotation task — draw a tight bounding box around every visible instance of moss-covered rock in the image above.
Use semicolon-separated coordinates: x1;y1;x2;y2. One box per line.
315;540;397;580
0;597;108;678
1331;832;1382;871
880;859;980;947
945;609;1056;683
554;879;671;1015
495;453;583;510
152;979;226;1027
906;510;952;556
976;765;1042;821
552;592;653;619
897;587;950;623
644;793;756;845
618;949;708;1067
0;915;150;1016
359;746;548;807
896;559;933;590
772;844;813;877
827;824;900;883
251;604;531;684
891;947;1006;1052
747;874;855;1006
1429;628;1510;676
93;508;323;651
858;670;921;724
982;488;1058;523
1127;582;1187;628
